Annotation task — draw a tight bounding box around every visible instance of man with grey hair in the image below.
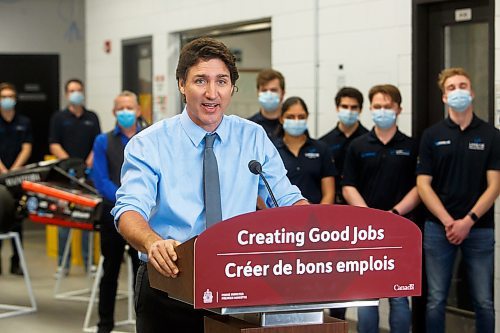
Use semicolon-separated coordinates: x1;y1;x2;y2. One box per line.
91;91;143;333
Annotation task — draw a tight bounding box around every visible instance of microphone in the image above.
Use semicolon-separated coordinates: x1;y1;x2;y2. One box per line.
248;160;279;208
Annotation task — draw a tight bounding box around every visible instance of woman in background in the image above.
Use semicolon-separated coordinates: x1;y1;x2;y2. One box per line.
274;96;336;204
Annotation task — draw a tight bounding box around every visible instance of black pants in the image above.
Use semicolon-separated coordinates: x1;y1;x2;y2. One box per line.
329;307;346;320
135;263;210;333
0;218;23;265
97;212;140;332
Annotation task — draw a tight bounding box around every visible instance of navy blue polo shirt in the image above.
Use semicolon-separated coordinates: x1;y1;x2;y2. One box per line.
342;129;418;210
0;113;33;168
248;111;281;140
320;123;369;203
275;137;337;204
48;107;101;159
417;115;500;228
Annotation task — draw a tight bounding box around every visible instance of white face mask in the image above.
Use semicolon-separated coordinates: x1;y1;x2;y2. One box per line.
371;109;397;129
446;89;473;112
338;108;359;127
68;91;85;105
283;119;308;136
258;91;281;112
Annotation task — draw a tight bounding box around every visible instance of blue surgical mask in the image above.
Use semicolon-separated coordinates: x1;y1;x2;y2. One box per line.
116;109;136;128
283;119;307;136
446;89;472;112
258;91;280;112
68;91;85;105
338;108;359;127
0;97;16;110
372;109;397;129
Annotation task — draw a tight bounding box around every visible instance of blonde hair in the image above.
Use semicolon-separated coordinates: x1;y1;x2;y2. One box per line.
437;67;471;93
114;90;139;109
0;82;17;97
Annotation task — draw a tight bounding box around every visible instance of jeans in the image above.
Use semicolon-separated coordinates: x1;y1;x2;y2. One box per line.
424;221;494;333
57;227;89;270
357;297;411;333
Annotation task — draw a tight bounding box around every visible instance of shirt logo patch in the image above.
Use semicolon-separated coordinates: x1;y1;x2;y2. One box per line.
434;140;451;146
84;120;95;126
468;141;485;151
304;152;320;159
391;149;411;156
360;151;377;158
330;143;342;151
15;125;26;131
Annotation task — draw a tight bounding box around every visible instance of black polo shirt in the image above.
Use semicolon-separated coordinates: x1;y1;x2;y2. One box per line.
0;113;33;168
417;115;500;228
320;122;369;203
342;129;418;210
49;107;101;159
248;111;281;140
275;137;337;204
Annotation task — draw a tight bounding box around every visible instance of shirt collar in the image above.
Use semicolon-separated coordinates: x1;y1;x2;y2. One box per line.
64;106;88;118
180;107;228;147
112;123;141;136
274;135;314;149
367;128;404;144
445;113;481;129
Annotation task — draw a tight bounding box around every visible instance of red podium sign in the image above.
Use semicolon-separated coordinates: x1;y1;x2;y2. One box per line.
193;205;421;309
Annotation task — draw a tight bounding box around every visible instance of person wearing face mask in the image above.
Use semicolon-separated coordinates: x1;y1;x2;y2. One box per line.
416;68;499;333
342;84;420;333
0;82;32;276
320;87;368;207
320;87;368;321
274;97;336;205
49;78;101;276
91;91;142;333
248;69;286;140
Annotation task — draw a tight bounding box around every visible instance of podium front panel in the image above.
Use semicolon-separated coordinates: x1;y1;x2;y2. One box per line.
193;205;421;309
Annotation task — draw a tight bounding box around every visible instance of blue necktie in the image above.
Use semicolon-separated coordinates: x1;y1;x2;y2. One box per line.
203;133;222;228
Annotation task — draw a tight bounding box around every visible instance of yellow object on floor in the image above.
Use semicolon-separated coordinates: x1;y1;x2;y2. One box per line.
46;225;100;265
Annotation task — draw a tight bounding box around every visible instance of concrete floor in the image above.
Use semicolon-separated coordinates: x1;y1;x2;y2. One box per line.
0;224;134;333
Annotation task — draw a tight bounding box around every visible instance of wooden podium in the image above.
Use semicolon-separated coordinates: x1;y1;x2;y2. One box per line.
148;205;422;332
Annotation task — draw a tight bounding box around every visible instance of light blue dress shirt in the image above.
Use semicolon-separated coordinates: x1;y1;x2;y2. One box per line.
112;109;303;260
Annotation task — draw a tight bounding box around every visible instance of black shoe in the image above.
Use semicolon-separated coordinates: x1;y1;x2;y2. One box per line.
97;326;112;333
10;259;23;276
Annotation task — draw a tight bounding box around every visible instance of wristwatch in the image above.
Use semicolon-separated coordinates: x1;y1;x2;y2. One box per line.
467;211;479;223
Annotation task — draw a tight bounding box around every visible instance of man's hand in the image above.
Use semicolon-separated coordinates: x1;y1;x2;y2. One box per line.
147;239;181;278
445;218;474;245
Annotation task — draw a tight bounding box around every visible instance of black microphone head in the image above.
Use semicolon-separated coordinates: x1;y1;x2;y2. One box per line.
248;160;262;175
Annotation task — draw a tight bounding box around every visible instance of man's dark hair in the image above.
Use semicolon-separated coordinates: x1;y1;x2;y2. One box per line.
335;87;363;109
64;78;84;92
176;37;239;85
281;96;308;115
256;69;285;91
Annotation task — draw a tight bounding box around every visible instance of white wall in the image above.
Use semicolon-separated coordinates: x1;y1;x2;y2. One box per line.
85;0;412;135
0;0;85;109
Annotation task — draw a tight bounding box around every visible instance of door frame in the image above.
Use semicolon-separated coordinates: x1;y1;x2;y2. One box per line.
412;0;495;139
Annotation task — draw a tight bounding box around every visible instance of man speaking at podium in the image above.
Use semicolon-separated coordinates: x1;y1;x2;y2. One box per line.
112;37;307;333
